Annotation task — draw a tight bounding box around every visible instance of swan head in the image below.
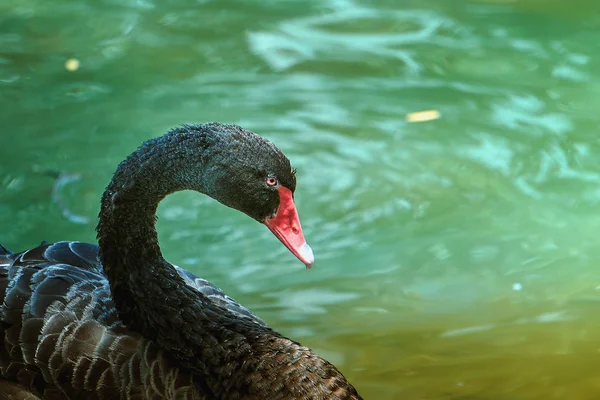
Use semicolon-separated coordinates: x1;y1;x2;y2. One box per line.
188;123;314;268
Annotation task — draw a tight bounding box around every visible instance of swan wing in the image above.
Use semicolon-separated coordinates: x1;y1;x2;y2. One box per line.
0;241;200;399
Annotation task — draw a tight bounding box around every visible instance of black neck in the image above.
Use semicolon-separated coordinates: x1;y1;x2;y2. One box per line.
95;124;362;399
97;128;188;299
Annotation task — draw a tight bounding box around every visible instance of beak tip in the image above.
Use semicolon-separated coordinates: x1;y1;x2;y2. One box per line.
299;242;314;268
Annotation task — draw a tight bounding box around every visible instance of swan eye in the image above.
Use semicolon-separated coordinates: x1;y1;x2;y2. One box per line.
266;176;278;187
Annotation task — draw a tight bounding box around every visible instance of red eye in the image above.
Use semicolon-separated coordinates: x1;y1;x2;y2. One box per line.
266;176;278;186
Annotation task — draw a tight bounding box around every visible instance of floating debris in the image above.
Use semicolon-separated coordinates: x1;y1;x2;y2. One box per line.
406;109;440;122
33;166;90;225
52;173;90;224
65;58;80;71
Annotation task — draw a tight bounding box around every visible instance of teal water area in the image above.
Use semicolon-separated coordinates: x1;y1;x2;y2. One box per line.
2;0;600;398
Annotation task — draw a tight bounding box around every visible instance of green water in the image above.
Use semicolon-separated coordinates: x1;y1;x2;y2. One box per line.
2;0;600;398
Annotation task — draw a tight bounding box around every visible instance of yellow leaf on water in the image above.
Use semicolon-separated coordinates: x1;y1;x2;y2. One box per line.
406;110;440;122
65;58;80;71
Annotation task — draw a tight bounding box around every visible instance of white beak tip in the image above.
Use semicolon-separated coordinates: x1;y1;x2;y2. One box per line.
299;242;314;268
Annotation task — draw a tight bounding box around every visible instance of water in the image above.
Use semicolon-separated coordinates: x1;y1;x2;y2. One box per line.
2;0;600;398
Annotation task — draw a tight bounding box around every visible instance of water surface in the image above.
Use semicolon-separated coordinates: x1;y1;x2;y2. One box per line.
2;0;600;398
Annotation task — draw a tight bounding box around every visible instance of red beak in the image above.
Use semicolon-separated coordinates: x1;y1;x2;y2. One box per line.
263;186;314;268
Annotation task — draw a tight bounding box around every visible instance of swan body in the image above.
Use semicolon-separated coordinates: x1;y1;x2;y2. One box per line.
0;123;362;399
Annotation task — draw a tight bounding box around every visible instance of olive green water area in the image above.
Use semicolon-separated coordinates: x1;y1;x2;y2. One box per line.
2;0;600;398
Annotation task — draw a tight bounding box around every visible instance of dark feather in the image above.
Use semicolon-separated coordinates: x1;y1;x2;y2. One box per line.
0;241;208;399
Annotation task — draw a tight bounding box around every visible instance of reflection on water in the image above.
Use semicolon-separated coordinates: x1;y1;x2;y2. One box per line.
2;0;600;398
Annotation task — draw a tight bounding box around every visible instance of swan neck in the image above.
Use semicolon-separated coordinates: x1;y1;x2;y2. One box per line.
95;129;208;328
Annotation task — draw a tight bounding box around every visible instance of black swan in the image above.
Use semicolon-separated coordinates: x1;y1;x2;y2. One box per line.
0;123;363;399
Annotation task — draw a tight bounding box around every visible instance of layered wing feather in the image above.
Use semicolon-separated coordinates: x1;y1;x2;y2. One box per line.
0;241;265;399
